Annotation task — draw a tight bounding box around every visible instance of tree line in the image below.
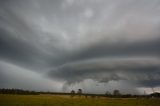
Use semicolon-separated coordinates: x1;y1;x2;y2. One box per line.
0;88;159;98
0;88;38;95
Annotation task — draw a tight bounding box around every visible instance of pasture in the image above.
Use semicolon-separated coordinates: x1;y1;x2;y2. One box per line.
0;94;160;106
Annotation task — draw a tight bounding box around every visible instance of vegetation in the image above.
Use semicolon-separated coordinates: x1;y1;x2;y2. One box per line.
0;88;38;95
0;94;160;106
0;89;160;106
1;88;160;98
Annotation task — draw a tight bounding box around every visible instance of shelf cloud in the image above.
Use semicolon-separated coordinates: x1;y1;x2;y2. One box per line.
0;0;160;94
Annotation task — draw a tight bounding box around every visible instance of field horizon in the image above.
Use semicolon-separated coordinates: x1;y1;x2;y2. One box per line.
1;94;160;106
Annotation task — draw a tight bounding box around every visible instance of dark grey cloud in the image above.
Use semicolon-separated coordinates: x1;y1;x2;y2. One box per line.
0;0;160;93
53;38;160;65
49;57;160;87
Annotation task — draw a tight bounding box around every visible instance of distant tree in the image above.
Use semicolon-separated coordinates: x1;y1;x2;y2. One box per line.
77;89;82;97
70;90;75;97
113;90;120;96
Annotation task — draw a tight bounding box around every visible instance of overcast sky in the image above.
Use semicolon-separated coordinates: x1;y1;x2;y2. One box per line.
0;0;160;94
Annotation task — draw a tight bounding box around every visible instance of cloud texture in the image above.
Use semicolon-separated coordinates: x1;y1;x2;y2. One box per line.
0;0;160;94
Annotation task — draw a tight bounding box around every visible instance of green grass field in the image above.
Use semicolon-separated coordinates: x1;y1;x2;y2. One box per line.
0;94;160;106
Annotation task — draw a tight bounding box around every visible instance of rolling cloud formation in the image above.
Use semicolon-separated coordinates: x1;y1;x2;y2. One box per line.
0;0;160;93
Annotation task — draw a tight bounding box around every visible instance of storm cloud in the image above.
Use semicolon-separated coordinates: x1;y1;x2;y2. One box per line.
0;0;160;94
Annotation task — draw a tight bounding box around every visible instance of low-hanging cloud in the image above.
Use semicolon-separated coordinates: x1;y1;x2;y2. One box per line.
49;57;160;87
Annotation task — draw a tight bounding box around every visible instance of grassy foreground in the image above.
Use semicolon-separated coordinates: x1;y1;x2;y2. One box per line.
0;94;160;106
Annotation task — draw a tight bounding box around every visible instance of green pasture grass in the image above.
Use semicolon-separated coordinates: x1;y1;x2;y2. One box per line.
0;94;160;106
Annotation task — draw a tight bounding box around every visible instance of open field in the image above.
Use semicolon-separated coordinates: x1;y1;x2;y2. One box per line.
0;94;160;106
